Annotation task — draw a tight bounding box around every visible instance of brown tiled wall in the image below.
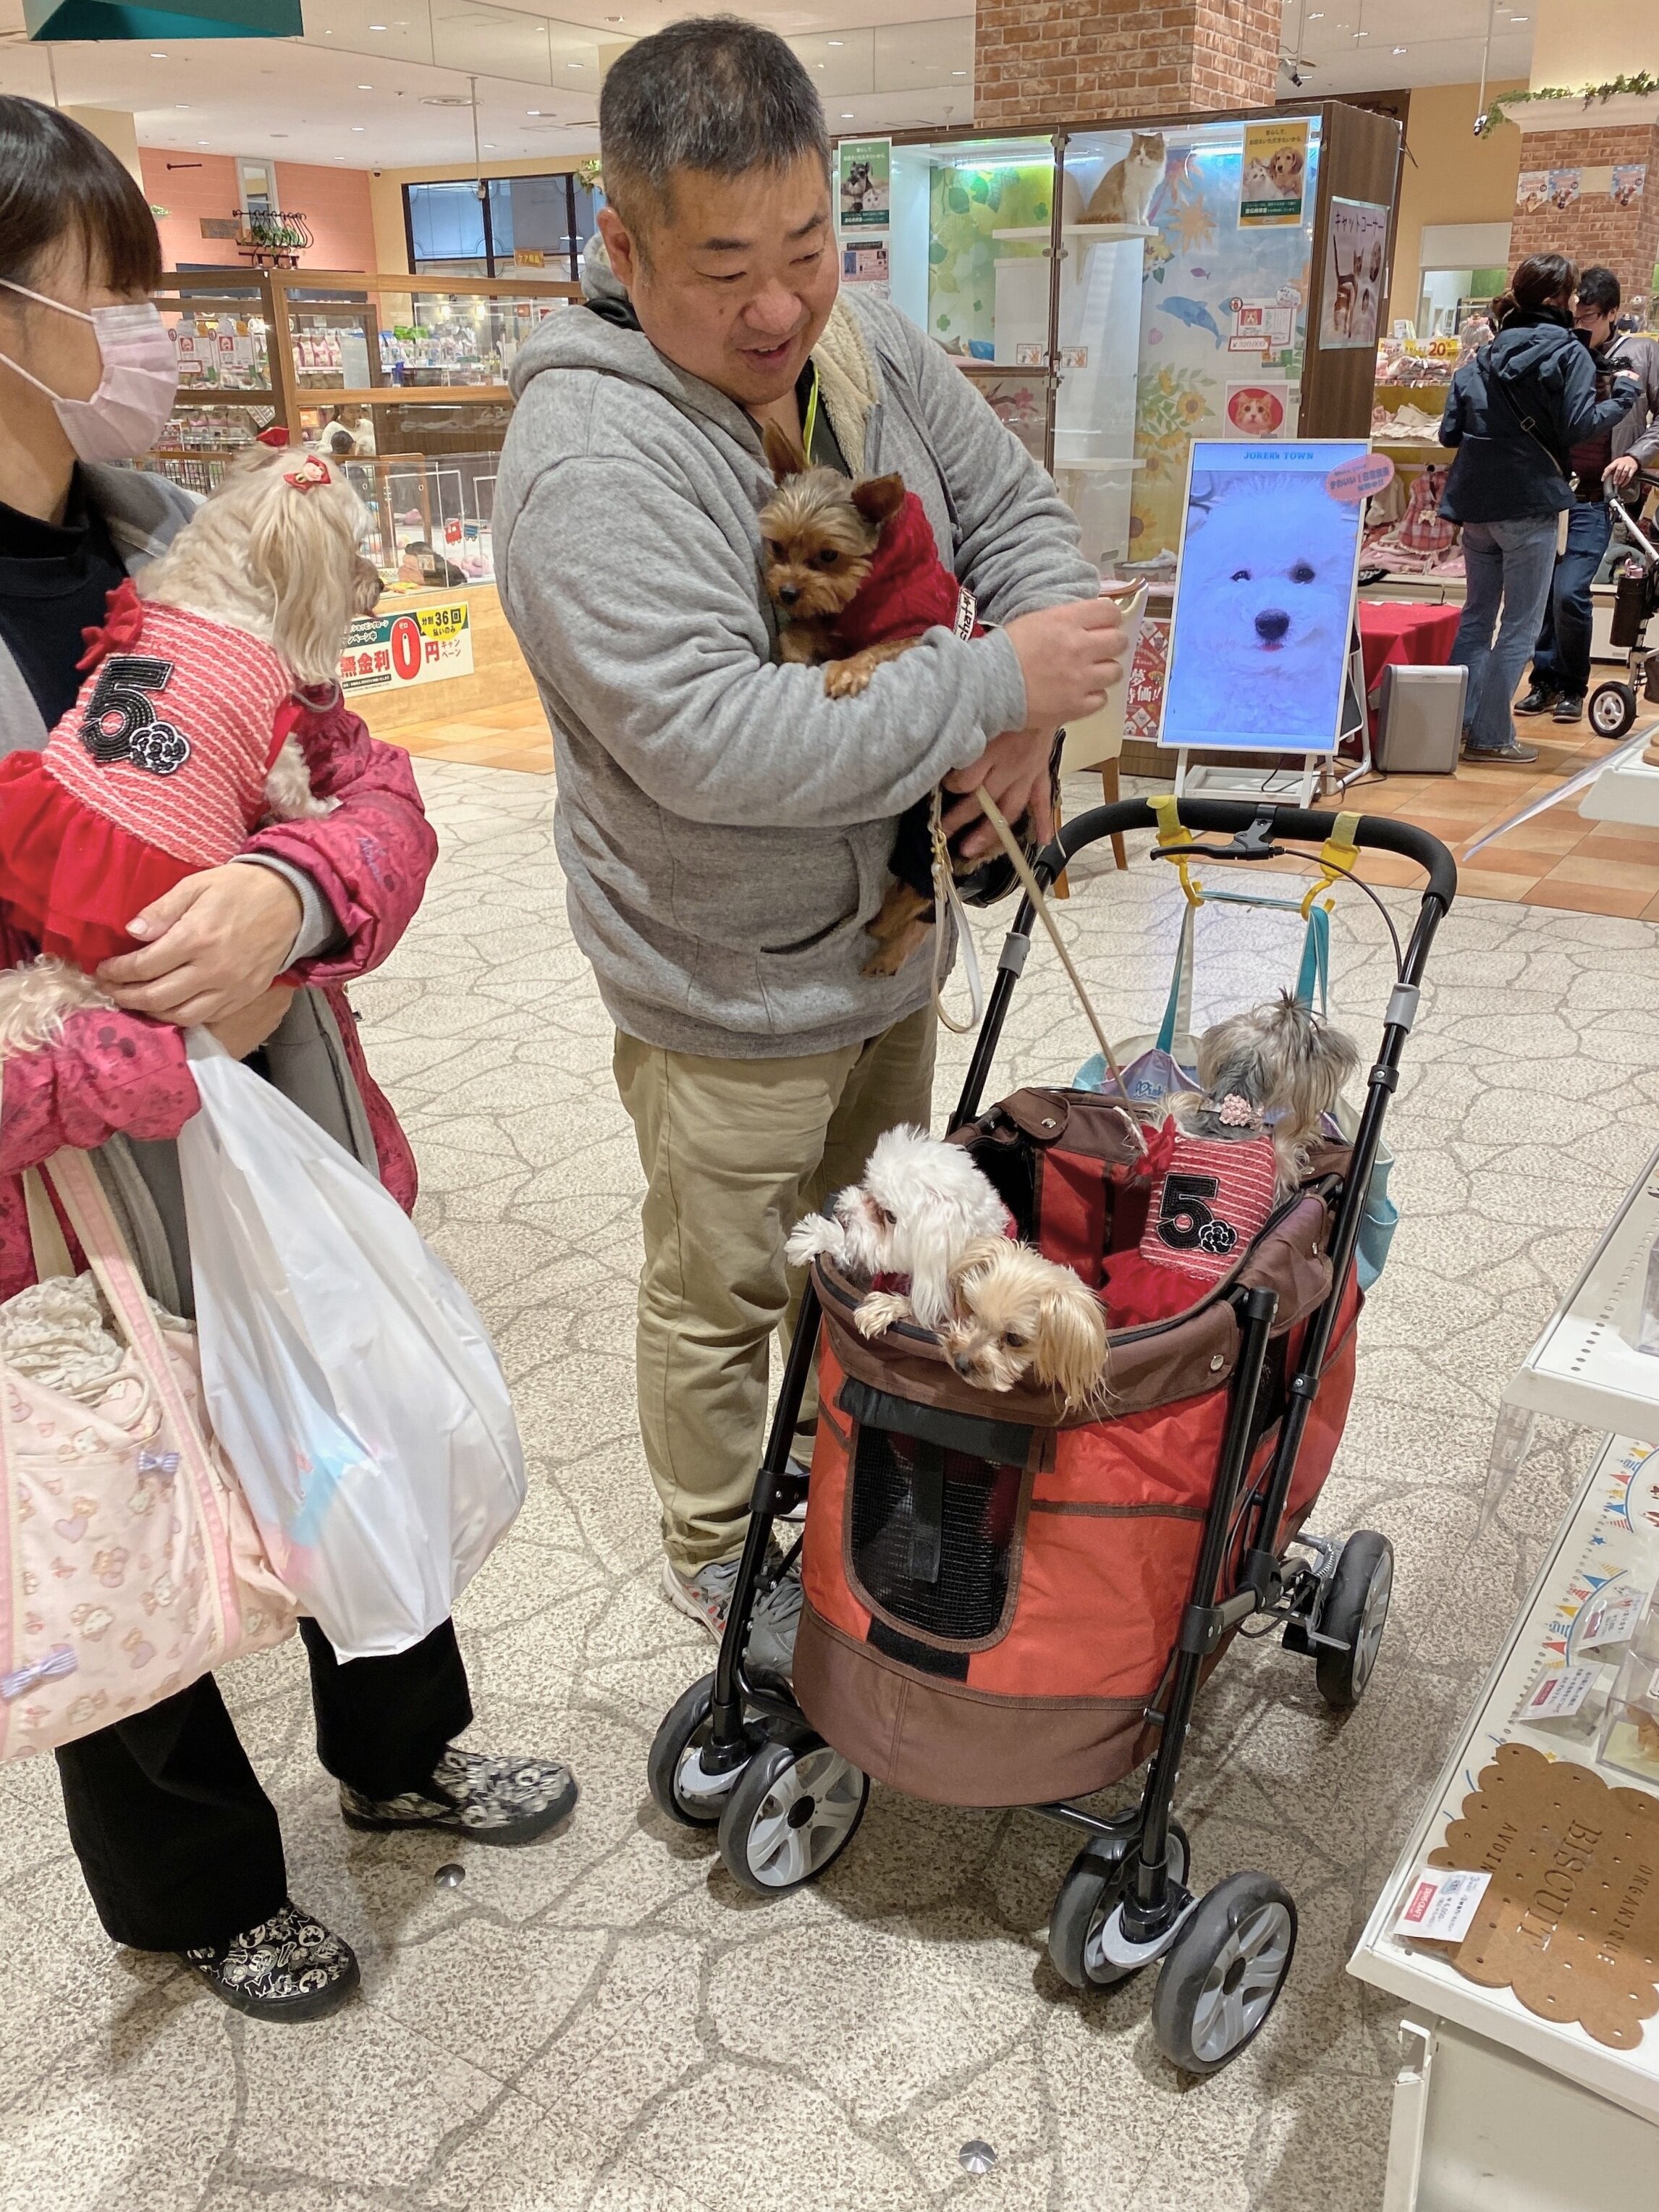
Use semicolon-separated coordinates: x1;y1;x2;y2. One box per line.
973;0;1278;128
1508;123;1659;303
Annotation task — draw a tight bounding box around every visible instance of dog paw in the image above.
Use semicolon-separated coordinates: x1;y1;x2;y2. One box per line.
823;658;876;699
853;1291;911;1339
785;1217;836;1268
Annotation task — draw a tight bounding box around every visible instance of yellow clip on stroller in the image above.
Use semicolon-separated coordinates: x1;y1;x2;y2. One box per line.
648;796;1456;2077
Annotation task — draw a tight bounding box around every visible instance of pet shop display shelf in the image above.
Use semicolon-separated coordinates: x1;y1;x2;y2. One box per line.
1495;1136;1659;1445
1576;739;1659;830
1349;1432;1659;2209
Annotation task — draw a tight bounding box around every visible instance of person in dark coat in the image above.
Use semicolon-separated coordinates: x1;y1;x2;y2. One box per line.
1438;253;1640;761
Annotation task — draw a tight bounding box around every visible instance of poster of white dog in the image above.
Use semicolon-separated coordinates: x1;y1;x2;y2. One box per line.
1158;440;1372;753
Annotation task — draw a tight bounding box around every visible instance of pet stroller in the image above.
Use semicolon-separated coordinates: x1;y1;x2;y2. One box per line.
648;797;1455;2076
1590;468;1659;739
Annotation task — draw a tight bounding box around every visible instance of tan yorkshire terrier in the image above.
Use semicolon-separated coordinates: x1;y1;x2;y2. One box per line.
860;1231;1110;1414
757;426;1007;975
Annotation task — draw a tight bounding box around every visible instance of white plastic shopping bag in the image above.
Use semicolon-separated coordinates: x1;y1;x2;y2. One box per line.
177;1030;525;1660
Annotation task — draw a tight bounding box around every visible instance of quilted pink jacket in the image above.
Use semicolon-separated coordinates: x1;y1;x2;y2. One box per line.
0;696;437;1302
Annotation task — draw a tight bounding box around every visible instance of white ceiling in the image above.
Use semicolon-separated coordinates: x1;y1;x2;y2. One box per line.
0;0;1535;173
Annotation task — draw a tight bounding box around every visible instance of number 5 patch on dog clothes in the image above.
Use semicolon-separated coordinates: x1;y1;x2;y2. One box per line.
1139;1133;1278;1281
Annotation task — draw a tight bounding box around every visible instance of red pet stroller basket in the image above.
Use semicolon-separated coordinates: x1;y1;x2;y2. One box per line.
649;797;1455;2077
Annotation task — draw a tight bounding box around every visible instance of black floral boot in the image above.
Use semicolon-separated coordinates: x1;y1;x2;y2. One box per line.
182;1901;360;2022
339;1746;577;1846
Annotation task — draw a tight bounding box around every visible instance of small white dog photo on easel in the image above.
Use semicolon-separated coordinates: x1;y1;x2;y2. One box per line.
1157;440;1378;793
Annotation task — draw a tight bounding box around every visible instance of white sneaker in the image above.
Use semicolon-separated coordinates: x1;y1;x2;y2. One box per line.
662;1553;803;1678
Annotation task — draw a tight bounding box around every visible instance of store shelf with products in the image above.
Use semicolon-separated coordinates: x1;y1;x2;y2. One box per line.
877;98;1398;578
142;267;577;594
1352;1141;1659;2208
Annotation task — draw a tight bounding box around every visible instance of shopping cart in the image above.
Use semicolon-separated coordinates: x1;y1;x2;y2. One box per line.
647;797;1456;2077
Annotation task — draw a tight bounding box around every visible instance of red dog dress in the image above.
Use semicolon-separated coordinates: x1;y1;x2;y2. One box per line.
827;490;983;653
0;579;303;968
1103;1120;1278;1327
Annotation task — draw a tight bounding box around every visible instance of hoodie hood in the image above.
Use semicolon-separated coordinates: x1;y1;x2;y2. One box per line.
1485;316;1578;391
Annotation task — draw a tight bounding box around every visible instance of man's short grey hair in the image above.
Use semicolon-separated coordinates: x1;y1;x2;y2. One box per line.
600;16;830;234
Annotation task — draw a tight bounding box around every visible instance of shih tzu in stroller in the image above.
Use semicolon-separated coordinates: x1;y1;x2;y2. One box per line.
935;1235;1110;1413
786;1124;1010;1335
1105;992;1359;1329
0;447;381;1053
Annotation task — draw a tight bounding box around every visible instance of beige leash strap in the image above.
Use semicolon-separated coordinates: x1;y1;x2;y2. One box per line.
973;785;1144;1137
22;1167;75;1280
929;788;985;1037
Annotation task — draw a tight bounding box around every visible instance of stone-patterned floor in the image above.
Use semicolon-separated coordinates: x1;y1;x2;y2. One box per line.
3;763;1655;2212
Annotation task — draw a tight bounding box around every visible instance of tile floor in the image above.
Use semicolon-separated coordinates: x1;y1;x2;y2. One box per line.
382;696;1659;917
3;763;1656;2211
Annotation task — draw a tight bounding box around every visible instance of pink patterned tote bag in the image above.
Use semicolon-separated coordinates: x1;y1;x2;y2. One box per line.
0;1147;295;1762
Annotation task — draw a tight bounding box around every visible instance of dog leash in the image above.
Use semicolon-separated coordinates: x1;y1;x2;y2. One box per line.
971;785;1144;1141
929;788;985;1035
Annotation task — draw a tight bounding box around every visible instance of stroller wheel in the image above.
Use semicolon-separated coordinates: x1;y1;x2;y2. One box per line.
1315;1532;1393;1710
1589;680;1639;738
1047;1820;1190;1991
716;1736;869;1894
648;1673;746;1828
1151;1873;1296;2075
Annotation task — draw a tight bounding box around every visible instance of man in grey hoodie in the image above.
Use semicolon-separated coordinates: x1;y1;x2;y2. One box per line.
494;19;1121;1669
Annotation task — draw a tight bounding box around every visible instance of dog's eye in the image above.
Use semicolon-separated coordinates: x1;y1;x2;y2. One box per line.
762;540;782;561
1002;1330;1026;1350
816;549;840;567
1230;567;1251;582
1290;561;1316;583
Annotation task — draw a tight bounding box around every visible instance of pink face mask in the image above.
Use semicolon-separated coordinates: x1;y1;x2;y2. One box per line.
0;279;179;465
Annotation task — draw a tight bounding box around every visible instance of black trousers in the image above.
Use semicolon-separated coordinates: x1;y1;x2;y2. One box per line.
53;1618;472;1953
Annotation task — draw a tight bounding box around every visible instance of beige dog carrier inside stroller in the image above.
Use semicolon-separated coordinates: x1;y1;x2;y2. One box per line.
648;797;1455;2076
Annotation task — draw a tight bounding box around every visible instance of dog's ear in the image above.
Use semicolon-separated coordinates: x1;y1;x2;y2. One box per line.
1033;1278;1109;1410
850;473;906;527
762;421;809;483
947;1234;1010;1296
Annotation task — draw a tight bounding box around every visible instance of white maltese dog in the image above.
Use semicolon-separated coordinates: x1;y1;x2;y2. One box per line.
786;1124;1009;1333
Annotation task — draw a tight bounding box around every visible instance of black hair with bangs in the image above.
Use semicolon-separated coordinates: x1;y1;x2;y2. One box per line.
0;97;163;294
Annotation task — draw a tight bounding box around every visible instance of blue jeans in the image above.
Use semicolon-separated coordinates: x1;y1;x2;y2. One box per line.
1529;499;1615;700
1452;515;1561;751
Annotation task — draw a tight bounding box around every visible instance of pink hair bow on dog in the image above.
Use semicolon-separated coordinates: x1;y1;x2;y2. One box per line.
283;457;333;493
1217;1094;1260;1129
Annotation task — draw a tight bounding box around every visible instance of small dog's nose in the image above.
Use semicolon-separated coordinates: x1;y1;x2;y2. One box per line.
1255;608;1291;643
953;1354;974;1376
778;585;798;607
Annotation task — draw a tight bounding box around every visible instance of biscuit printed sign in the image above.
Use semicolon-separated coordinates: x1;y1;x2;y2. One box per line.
339;600;474;695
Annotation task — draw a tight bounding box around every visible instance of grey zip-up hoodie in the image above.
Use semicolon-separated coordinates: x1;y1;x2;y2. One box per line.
495;256;1097;1058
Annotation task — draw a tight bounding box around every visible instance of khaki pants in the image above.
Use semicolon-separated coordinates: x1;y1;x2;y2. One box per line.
615;1008;937;1574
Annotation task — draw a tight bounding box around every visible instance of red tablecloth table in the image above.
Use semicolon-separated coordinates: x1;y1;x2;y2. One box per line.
1358;599;1463;695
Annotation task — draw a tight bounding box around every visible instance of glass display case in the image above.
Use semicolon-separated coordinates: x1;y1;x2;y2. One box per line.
881;100;1399;573
141;267;579;588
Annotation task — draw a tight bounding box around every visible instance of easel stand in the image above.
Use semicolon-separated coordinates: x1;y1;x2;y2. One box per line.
1168;631;1374;807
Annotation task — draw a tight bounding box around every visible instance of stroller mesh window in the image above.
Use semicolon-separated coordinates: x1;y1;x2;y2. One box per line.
848;1426;1023;1642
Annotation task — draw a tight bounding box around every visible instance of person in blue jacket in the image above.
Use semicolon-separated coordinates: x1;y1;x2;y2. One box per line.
1438;253;1641;762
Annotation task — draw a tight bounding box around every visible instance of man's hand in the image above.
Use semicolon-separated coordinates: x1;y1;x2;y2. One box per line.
208;986;296;1063
96;864;304;1029
942;726;1057;856
1606;453;1642;490
1003;595;1125;733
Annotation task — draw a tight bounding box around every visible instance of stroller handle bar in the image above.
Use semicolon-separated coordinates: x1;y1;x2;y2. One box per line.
1040;797;1458;912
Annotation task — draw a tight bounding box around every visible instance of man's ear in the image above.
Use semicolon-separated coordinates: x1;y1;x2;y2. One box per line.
762;421;809;482
850;473;906;526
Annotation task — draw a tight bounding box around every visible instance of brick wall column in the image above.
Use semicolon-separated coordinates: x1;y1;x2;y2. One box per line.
1508;122;1659;306
974;0;1279;130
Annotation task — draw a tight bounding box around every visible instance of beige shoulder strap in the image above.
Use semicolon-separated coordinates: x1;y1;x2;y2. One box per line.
22;1168;75;1280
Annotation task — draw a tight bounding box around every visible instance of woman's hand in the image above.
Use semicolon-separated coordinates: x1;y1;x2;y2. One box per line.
208;985;295;1062
94;864;303;1027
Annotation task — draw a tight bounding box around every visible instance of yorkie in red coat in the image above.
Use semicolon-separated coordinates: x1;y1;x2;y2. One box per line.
757;426;1013;976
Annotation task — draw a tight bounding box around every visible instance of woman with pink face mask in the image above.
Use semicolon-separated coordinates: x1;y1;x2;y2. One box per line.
0;98;578;2022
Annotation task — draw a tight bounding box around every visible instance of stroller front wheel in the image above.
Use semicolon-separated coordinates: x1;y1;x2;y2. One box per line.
1048;1820;1191;1991
717;1736;869;1894
649;1673;746;1827
1152;1873;1297;2074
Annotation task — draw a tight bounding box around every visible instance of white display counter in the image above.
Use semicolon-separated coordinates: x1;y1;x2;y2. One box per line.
1349;1143;1659;2210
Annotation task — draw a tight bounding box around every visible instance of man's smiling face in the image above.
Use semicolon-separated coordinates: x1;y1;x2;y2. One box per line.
597;152;838;411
